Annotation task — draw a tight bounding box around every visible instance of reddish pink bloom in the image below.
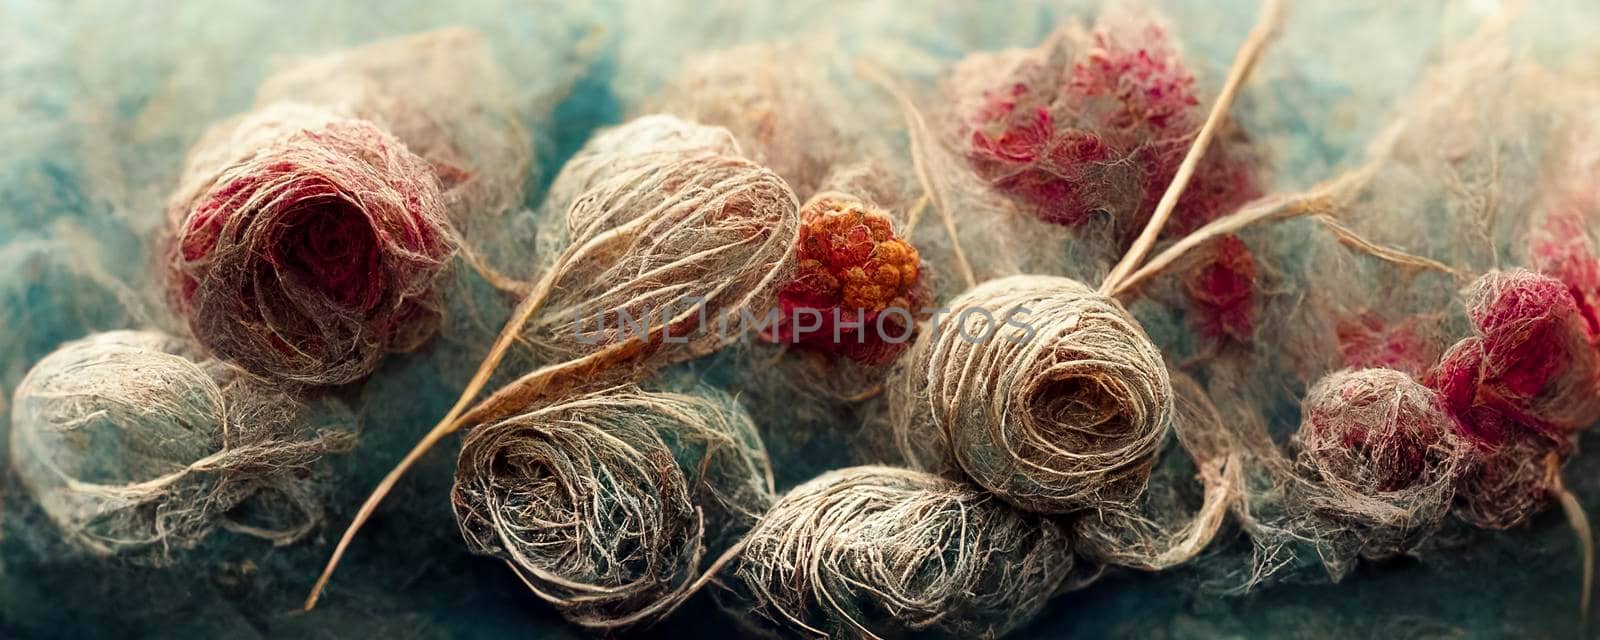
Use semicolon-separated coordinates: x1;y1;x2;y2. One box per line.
1530;208;1600;341
1426;337;1568;529
1467;271;1599;425
1427;337;1528;448
1424;272;1600;529
1300;369;1459;493
959;20;1261;238
169;114;454;385
1068;25;1199;133
1183;235;1257;344
1427;270;1600;447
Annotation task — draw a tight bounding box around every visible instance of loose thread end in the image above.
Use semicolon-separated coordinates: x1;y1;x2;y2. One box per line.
1546;452;1593;627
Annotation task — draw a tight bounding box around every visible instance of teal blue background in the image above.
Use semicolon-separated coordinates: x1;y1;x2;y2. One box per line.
3;1;1599;637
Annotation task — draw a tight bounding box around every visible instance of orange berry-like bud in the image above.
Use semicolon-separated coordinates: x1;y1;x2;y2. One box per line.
768;195;926;364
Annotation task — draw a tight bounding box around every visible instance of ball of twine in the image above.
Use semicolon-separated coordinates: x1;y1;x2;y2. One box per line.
1292;368;1468;569
450;386;773;629
303;116;802;610
889;274;1171;514
9;330;353;561
1073;370;1240;571
167;103;455;386
517;114;799;369
725;465;1074;640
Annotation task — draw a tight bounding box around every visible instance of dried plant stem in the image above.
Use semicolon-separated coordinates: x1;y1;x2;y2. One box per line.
858;61;976;288
1108;0;1525;298
902;193;929;236
1105;99;1418;299
935;193;975;287
1313;214;1462;278
1546;452;1594;626
842;384;884;403
1100;0;1284;295
1108;162;1378;298
456;332;653;427
1151;453;1242;570
654;535;754;621
305;213;652;611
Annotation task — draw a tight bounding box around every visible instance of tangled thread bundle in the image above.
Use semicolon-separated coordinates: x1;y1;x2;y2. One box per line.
1215;367;1467;585
725;465;1074;640
306;114;801;610
1291;368;1469;574
889;274;1171;514
1072;370;1240;571
9;330;352;560
1460;269;1600;435
450;386;772;629
768;193;926;365
480;114;800;416
1429;269;1600;528
168;103;455;386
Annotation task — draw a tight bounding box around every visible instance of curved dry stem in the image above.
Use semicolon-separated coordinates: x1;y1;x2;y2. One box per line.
456;334;652;428
1109;162;1379;299
1153;453;1242;570
1547;453;1594;627
1100;0;1284;295
858;61;976;289
652;534;754;622
902;193;930;236
1107;66;1417;301
305;215;649;611
1312;214;1462;278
